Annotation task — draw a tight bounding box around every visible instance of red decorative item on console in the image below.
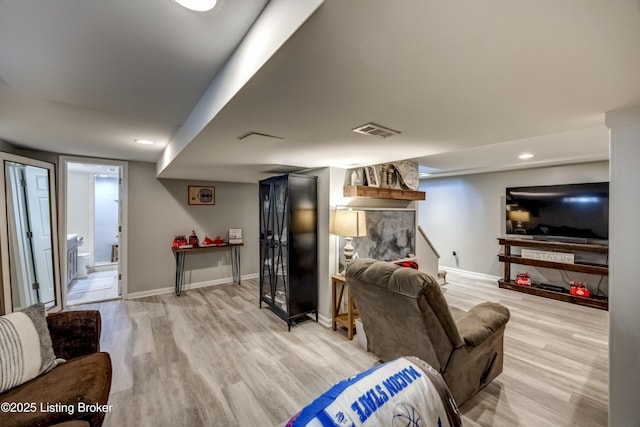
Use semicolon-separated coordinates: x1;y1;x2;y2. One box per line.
202;235;225;246
570;281;590;297
515;272;531;286
189;230;199;247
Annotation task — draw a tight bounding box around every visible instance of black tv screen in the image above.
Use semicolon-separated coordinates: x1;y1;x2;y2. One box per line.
505;182;609;243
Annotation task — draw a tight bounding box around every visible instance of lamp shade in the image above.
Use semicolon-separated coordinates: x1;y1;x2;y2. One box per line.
332;210;367;237
508;210;530;222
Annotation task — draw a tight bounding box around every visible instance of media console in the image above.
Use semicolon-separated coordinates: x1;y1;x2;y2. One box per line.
497;237;608;310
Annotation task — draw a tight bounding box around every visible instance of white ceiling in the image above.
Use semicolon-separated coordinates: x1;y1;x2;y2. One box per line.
2;0;639;182
0;0;268;161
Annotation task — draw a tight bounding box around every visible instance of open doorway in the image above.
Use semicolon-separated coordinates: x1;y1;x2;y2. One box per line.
62;159;127;306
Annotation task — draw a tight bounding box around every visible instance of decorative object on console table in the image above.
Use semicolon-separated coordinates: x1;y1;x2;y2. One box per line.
228;228;242;244
188;230;199;247
188;185;215;205
259;174;318;330
174;235;191;249
332;209;367;272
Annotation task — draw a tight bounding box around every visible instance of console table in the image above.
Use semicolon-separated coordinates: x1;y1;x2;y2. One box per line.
497;237;608;310
331;274;359;339
173;244;242;296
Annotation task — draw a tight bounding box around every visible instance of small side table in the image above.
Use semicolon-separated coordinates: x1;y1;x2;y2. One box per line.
331;274;358;340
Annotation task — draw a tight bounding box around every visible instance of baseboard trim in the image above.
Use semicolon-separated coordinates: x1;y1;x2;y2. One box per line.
127;273;259;299
316;313;331;328
440;266;501;283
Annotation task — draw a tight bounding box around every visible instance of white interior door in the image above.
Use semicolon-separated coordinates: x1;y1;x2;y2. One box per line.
24;165;54;305
6;164;37;307
0;153;60;315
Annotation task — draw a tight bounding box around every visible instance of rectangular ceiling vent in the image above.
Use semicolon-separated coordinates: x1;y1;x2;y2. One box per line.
237;131;284;142
352;122;401;139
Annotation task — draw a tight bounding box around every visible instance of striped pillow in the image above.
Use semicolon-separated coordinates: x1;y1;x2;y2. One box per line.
0;303;59;393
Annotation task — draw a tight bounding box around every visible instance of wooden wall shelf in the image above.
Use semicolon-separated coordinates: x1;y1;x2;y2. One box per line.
497;237;608;310
343;185;426;201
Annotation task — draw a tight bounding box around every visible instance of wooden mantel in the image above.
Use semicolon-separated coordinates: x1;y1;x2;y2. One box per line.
343;185;426;201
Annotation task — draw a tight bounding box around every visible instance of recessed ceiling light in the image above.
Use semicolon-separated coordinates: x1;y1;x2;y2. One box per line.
519;153;534;159
135;139;154;145
173;0;217;12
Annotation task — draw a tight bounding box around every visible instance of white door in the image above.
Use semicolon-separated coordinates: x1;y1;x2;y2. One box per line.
24;166;54;305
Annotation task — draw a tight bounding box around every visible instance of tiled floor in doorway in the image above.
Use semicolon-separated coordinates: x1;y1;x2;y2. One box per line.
67;270;119;306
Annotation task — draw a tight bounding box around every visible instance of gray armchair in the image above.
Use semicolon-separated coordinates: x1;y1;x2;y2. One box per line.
346;259;510;406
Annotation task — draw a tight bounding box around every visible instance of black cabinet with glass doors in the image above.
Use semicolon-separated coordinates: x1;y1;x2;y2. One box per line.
259;174;318;330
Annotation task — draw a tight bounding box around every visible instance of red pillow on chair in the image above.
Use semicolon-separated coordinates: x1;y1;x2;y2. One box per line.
393;260;419;270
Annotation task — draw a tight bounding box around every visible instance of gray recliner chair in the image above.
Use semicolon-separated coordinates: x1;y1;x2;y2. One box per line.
346;259;510;406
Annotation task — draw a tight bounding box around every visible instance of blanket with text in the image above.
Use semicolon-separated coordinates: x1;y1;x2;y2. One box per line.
287;357;452;427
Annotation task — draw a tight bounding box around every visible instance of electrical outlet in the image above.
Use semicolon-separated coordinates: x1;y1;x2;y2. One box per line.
452;251;457;256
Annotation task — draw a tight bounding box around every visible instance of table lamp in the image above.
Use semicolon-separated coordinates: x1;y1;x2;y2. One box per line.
332;209;367;267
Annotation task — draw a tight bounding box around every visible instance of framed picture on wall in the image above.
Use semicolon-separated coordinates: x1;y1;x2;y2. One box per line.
365;165;379;187
188;186;215;205
336;207;416;272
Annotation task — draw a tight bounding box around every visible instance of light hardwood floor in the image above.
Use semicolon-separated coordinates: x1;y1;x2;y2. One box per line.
82;272;608;426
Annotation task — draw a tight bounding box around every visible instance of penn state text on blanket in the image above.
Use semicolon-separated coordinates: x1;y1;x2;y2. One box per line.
287;357;451;427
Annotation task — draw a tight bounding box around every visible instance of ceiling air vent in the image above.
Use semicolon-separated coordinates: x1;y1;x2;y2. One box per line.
352;122;401;139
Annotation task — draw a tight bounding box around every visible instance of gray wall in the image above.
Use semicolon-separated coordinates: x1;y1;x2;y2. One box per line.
300;167;331;321
128;161;259;294
418;161;609;282
608;119;640;426
67;170;95;260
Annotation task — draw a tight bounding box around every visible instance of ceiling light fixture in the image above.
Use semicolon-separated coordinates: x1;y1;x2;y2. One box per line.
173;0;218;12
135;139;154;145
519;153;534;159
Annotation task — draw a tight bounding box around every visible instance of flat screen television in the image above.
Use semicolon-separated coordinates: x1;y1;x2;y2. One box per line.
505;182;609;244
